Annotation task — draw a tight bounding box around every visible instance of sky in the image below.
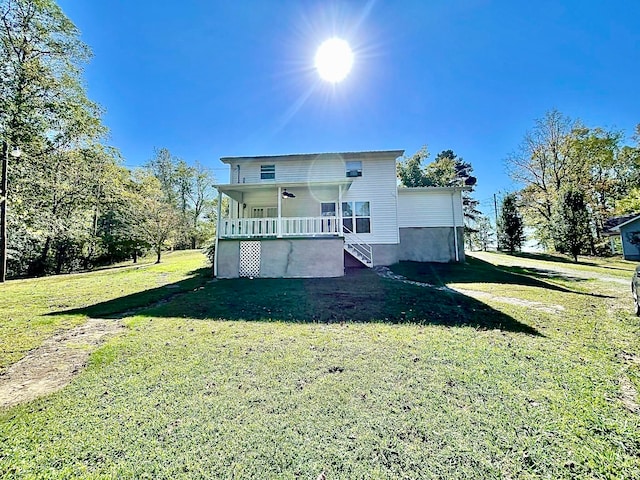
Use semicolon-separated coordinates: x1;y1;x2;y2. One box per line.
57;0;640;216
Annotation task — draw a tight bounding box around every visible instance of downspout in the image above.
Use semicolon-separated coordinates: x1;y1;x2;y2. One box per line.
451;190;459;262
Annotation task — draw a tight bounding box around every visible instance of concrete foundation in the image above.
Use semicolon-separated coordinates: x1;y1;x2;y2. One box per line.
216;238;344;278
398;227;465;263
371;244;400;266
216;240;241;278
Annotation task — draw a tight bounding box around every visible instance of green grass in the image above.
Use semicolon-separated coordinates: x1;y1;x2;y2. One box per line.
0;250;210;371
1;251;639;478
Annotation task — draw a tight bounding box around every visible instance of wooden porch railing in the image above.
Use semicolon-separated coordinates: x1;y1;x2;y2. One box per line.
219;216;341;238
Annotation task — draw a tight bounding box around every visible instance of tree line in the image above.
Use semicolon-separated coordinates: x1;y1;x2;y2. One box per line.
503;109;640;260
1;0;216;278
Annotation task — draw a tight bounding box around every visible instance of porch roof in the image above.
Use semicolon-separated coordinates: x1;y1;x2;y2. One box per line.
214;179;353;202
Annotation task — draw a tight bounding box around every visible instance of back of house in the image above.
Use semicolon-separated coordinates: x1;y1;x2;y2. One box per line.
213;150;465;278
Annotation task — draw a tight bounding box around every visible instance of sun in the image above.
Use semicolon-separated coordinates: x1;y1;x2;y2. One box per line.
315;38;354;83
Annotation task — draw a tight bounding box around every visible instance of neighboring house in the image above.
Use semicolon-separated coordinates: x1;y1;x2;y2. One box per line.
213;150;466;278
612;214;640;260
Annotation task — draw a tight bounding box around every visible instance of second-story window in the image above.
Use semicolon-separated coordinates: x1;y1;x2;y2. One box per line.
346;160;362;177
261;164;275;180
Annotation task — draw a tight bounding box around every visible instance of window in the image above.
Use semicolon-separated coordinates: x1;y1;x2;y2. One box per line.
345;160;362;177
321;202;336;216
261;164;275;180
252;207;277;218
342;201;370;233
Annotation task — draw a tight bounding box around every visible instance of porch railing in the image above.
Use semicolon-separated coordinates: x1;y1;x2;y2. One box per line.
219;216;341;238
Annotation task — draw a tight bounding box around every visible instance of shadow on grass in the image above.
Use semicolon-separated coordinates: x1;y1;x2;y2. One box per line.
508;251;634;272
49;267;213;319
50;268;541;336
392;258;614;298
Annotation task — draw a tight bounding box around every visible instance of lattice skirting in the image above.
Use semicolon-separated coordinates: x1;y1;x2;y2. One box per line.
239;241;261;277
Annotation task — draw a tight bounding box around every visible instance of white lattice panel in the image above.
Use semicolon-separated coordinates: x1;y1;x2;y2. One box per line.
239;241;261;277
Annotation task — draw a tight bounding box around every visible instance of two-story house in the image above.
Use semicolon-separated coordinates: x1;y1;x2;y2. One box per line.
213;150;466;278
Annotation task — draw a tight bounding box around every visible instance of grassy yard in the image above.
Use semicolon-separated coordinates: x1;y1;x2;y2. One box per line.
1;250;639;478
0;250;209;371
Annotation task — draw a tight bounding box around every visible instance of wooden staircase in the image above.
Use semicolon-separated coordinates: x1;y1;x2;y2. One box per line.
343;225;373;267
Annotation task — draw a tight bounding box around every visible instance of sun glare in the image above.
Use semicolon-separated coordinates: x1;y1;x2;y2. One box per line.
315;38;354;83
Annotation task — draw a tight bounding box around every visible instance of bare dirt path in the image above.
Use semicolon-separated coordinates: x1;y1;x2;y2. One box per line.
0;319;124;409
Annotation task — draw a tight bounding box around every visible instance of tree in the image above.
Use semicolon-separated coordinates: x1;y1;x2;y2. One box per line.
398;148;480;231
147;147;178;206
552;187;593;262
396;146;430;187
498;194;525;254
505;110;577;248
186;161;216;249
126;170;179;264
470;215;495;252
507;111;639;252
1;0;107;279
616;187;640;215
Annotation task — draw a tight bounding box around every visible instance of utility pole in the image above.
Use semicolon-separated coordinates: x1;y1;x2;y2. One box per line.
494;193;500;251
1;140;21;282
1;140;8;282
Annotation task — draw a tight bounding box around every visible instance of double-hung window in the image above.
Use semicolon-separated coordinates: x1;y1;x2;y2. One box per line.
345;160;362;177
342;201;370;233
261;164;275;180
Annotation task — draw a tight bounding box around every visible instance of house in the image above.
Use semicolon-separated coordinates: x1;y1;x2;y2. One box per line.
612;213;640;260
213;150;466;278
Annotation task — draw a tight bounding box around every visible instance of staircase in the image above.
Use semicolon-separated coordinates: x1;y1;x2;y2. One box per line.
343;225;373;267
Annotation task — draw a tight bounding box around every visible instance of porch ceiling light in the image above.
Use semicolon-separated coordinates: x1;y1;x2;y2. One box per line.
282;189;296;199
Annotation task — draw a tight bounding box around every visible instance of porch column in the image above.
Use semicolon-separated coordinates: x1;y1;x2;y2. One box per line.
277;186;282;238
214;190;222;277
338;185;344;237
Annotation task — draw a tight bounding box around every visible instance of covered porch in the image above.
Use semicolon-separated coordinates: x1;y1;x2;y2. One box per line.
214;180;353;239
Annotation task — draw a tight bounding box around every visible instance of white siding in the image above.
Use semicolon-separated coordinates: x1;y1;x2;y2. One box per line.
225;153;401;245
397;189;463;227
343;158;398;244
230;155;346;184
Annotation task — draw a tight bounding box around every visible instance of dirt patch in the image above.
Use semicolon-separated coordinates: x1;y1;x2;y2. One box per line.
0;319;124;409
619;375;639;413
452;288;566;314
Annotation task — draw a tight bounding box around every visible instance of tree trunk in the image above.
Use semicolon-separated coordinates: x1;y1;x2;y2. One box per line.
55;244;65;275
30;236;52;276
156;245;161;264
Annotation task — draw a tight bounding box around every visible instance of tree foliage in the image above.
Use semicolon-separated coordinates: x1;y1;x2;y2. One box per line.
469;215;494;252
397;147;480;230
1;1;216;277
146;148;216;250
498;194;525;254
552;187;593;262
507;109;640;252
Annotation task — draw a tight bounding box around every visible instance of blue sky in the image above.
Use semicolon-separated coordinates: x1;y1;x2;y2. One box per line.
57;0;640;215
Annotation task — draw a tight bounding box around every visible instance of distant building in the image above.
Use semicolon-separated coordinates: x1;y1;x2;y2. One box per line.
611;214;640;260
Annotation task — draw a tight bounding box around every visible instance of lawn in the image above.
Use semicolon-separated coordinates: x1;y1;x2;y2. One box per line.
0;250;210;371
1;250;639;478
